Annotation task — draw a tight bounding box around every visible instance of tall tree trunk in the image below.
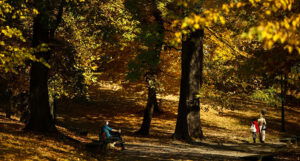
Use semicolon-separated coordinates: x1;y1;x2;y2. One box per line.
174;29;204;141
151;0;164;114
25;0;64;132
280;73;287;132
25;12;55;131
136;77;158;135
135;0;164;135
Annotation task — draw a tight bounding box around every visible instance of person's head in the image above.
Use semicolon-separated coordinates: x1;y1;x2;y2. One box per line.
259;113;264;118
102;120;109;127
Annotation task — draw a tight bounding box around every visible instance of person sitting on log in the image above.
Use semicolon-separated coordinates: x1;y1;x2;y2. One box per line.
100;121;125;150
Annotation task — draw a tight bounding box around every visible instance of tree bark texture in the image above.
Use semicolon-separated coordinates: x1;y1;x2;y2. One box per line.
25;0;64;132
135;0;164;135
174;29;204;141
280;74;287;132
136;77;158;135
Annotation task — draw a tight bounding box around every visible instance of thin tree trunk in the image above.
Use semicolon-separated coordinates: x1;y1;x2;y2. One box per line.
136;0;164;135
152;0;164;114
136;79;157;135
280;73;287;132
174;29;204;141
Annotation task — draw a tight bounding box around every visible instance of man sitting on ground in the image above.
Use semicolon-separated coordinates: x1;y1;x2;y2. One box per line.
100;121;125;150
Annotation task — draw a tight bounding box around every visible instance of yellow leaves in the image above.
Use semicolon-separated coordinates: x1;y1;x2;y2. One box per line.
219;16;226;25
263;2;270;7
32;9;39;15
66;0;85;2
1;26;12;38
174;32;182;43
222;4;230;13
174;32;181;38
249;0;261;6
272;34;280;42
236;2;244;8
249;0;295;11
91;65;98;70
193;24;200;29
282;19;291;29
274;1;282;9
296;47;300;54
243;10;300;54
179;11;226;33
0;46;37;73
1;26;26;42
265;10;271;15
172;0;300;56
264;41;274;49
19;15;25;19
284;45;293;53
181;22;188;29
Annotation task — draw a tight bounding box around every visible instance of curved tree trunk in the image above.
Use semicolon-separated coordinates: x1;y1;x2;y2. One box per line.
136;78;158;135
174;29;204;141
135;0;164;136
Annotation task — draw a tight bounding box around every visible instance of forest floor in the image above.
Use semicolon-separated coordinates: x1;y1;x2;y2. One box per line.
1;81;300;160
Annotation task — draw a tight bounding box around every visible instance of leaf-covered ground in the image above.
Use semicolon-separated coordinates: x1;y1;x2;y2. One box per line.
1;82;300;160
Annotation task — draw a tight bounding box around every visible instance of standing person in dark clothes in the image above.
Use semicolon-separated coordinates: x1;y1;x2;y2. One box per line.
100;121;125;150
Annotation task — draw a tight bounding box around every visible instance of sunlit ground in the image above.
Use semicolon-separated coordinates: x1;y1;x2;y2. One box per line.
0;82;299;160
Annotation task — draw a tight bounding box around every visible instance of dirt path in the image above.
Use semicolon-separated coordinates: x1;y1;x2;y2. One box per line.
0;112;297;161
101;137;289;161
56;85;299;160
1;83;299;160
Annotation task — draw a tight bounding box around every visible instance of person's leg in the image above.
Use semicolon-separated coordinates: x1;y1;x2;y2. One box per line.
109;132;125;150
261;130;265;143
109;136;125;149
252;132;256;143
259;126;263;143
112;132;125;142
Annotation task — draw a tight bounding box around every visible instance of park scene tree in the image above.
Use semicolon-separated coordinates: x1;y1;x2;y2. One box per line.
0;0;299;160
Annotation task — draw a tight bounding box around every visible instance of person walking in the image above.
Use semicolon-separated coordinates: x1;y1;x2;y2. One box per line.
250;118;260;143
258;111;267;143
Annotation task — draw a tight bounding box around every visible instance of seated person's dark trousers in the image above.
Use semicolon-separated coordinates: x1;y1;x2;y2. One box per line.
109;131;125;149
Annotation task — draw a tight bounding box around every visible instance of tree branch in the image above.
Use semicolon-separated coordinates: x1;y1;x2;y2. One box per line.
205;27;244;57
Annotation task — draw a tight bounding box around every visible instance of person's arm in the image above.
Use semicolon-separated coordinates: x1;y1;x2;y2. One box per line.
108;126;121;133
107;126;113;131
111;128;121;133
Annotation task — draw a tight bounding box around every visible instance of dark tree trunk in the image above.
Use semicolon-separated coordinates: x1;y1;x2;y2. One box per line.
280;74;287;132
151;0;164;115
25;0;64;132
136;78;158;135
25;12;55;131
5;90;12;119
136;0;164;135
26;62;55;131
174;29;204;141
